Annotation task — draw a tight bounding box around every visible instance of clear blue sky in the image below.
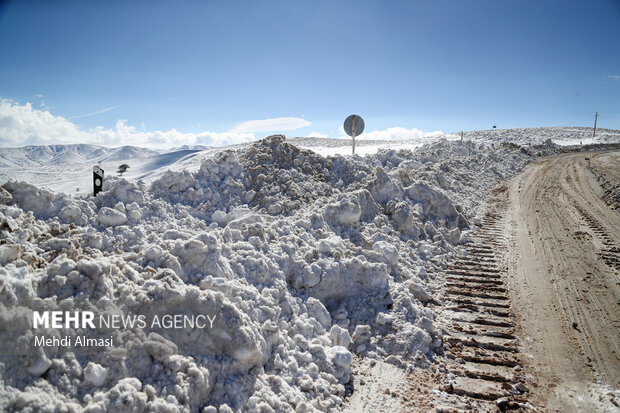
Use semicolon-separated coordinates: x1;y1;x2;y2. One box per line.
1;0;619;147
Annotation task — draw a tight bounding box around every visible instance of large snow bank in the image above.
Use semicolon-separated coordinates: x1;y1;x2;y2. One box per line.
0;135;534;412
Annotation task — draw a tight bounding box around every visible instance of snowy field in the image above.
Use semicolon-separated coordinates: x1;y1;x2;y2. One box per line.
0;127;618;412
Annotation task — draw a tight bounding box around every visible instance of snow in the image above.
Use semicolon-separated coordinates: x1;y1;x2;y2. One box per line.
1;127;618;196
0;244;21;265
0;128;617;412
290;126;620;156
84;362;108;387
96;207;128;227
0;144;159;167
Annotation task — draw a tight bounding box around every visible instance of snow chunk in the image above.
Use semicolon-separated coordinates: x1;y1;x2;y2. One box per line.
84;362;107;387
324;197;361;226
352;325;372;346
327;346;352;383
387;200;420;233
0;244;20;265
408;281;432;304
143;332;178;360
1;180;64;219
376;312;394;325
306;297;331;329
367;167;404;205
105;177;145;203
212;210;227;226
96;207;127;226
103;378;147;413
114;201;126;213
328;325;351;348
0;187;12;203
317;235;345;255
27;354;52;376
60;205;86;225
330;346;352;368
372;241;399;266
405;181;458;219
127;209;141;221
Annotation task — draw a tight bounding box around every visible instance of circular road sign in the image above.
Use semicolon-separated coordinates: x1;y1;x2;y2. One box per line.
344;114;364;137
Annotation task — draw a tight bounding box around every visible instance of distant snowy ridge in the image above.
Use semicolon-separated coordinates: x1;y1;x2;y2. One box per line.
444;126;620;146
289;137;402;147
169;144;212;151
290;127;620;157
0;144;160;168
293;126;620;148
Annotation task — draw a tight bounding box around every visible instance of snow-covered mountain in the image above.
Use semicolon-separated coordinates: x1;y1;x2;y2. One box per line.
0;144;160;168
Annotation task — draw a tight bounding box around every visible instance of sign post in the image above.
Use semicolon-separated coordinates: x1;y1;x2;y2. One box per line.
344;114;365;155
93;166;104;196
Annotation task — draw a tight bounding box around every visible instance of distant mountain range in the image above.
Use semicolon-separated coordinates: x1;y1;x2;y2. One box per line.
0;144;161;168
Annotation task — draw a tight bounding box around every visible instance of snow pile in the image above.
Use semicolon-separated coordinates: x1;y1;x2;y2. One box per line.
0;135;534;412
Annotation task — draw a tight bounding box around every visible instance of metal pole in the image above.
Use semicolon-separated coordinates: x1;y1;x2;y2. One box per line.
593;112;598;137
352;116;356;155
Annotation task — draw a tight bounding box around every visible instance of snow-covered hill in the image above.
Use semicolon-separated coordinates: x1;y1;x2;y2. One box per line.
0;144;160;168
452;126;620;146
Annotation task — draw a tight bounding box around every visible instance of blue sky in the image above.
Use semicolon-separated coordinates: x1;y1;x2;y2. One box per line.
0;0;619;148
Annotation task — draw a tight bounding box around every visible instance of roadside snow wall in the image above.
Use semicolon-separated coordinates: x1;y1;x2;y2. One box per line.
0;135;533;412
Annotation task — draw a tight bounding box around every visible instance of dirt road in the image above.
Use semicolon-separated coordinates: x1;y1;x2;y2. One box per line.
345;151;619;412
505;151;620;411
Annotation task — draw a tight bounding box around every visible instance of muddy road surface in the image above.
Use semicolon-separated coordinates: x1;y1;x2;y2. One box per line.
504;151;620;411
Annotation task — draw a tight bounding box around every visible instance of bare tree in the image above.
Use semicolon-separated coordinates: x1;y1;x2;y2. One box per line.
117;164;130;176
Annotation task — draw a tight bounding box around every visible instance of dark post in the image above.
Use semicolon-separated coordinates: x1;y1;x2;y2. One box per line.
93;166;104;196
593;112;598;137
352;116;356;155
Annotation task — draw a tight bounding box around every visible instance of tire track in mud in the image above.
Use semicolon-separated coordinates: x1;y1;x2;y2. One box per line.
574;205;620;273
432;185;534;412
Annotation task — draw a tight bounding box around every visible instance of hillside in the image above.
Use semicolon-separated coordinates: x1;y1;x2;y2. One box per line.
0;144;160;168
